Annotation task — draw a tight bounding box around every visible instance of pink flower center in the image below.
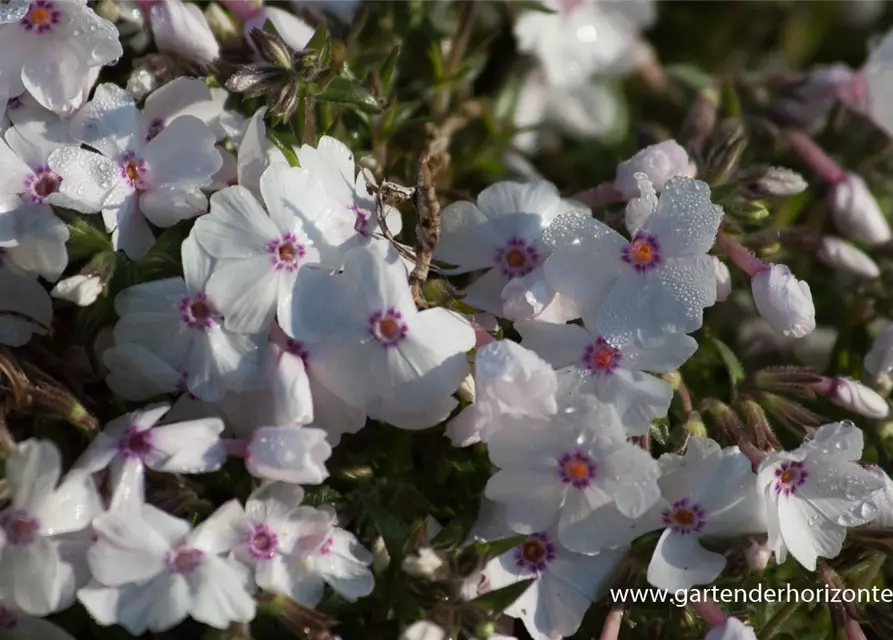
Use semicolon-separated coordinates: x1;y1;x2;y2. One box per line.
349;204;373;236
494;237;540;277
119;151;150;190
557;451;596;488
179;292;217;330
661;498;707;534
247;524;279;560
23;166;61;204
622;232;661;272
266;232;306;272
119;426;153;458
774;461;808;496
513;532;556;573
369;308;408;347
318;536;334;556
581;337;622;375
285;338;310;365
165;546;203;574
0;605;18;630
145;117;165;142
1;509;39;546
20;0;59;33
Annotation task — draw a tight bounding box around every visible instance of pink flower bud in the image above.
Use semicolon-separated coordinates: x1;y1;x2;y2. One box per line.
827;377;890;419
744;539;772;571
864;322;893;377
751;265;815;338
817;236;880;279
712;257;731;302
828;173;892;246
614;140;693;200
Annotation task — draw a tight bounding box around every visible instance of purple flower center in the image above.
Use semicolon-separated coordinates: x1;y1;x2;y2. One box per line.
318;536;334;556
265;232;306;272
661;498;707;534
581;337;622;375
774;460;808;496
22;165;61;204
0;509;39;546
165;546;203;574
513;532;556;574
119;426;153;458
349;204;373;236
557;451;597;488
145;117;165;142
0;605;18;630
621;232;661;272
285;338;310;365
6;96;22;111
247;524;279;560
179;292;217;330
369;308;408;347
119;151;150;190
20;0;60;33
494;236;540;278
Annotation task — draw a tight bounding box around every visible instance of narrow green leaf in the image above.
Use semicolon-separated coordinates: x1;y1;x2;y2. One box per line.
380;45;400;95
711;337;745;389
468;534;527;562
266;129;299;166
362;495;410;561
306;20;328;54
721;78;742;119
316;76;383;113
135;222;190;281
66;216;111;262
470;578;536;617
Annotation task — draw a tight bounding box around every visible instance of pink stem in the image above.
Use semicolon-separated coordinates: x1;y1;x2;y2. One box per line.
572;182;624;208
690;595;728;627
597;605;625;640
781;130;847;185
715;234;766;279
223;438;249;458
220;0;264;21
846;619;868;640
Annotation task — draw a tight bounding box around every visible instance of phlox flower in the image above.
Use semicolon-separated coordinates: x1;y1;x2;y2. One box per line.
229;107;288;196
112;236;266;401
78;501;256;634
467;500;626;640
142;77;229;142
434;179;583;317
864;464;893;528
226;482;374;605
71;402;227;513
192;162;345;333
0;439;102;615
101;342;184;401
147;0;220;66
544;176;723;341
614;140;695;200
0;0;122;113
756;421;885;570
0;599;77;640
0;258;52;346
446;338;558;447
484;389;661;541
643;438;765;591
516;318;697;436
48;83;222;260
244;426;332;485
287;242;475;416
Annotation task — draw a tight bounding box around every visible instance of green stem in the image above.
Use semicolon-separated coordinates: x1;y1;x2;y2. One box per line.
758;600;802;639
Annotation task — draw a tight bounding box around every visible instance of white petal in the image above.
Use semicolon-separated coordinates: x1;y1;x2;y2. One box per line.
196;185;278;258
777;496;845;571
515;319;591;369
143;115;222;186
46;146;122;213
0;135;31;192
622;333;699;373
7;438;60;513
247;426;332;484
22;40;91;115
313;529;374;600
435;200;506;270
140;184;207;227
477;180;563;239
187;499;247;555
6;204;68;281
646;529;727;591
104;194;155;260
206;256;280;333
67;83;140;157
484;469;564;533
0;536;66;615
88;509;170;586
547;546;625;600
144;418;227;474
187;554;256;628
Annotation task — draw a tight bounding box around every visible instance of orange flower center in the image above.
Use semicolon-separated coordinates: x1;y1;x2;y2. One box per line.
630;239;653;264
504;247;527;268
521;540;546;564
377;317;401;340
30;7;51;24
671;508;696;527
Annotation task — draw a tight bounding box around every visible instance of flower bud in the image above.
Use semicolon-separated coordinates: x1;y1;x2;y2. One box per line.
744;539;772;572
827;377;890;420
828;173;892;246
401;547;444;580
401;621;445;640
246;426;331;484
51;274;103;307
740;166;807;199
817;236;880;279
705;617;758;640
865;322;893;378
372;536;390;574
614;139;693;200
457;374;475;403
149;0;220;66
712;257;731;301
751;264;815;338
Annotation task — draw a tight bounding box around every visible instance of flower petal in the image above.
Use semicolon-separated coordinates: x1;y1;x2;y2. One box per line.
646;529;726;591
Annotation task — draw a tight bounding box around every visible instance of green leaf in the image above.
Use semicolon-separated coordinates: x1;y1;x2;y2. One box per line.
649;418;671;446
362;495;410;561
510;0;557;13
380;45;400;96
468;534;527;562
470;578;536;617
66;216;111;262
266;129;299;166
306;20;328;54
316;76;383;113
135;222;190;280
711;337;745;390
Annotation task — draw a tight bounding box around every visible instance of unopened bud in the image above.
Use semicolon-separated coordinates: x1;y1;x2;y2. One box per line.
249;26;293;69
685;411;707;438
372;536;390;574
828;173;892;246
402;547;444;580
820;377;890;420
740;166;807;199
204;2;241;46
51;274;103;307
703;118;747;185
613;139;693;199
817;236;880;279
751;264;815;338
865;322;893;378
712;257;731;301
126;68;158;101
457;374;475;403
745;539;772;571
474;621;496;640
679;85;719;153
401;621;445;640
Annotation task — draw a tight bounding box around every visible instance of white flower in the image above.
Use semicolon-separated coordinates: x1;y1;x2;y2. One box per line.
78;501;256;634
102;342;183;401
0;0;122;113
192;162;345;333
112;236;266;401
826;377;890;419
435;180;580;316
245;426;331;484
286;242;475;416
402;621;447;640
545;176;723;341
641;439;765;591
402;547;443;579
864;465;893;529
468;499;626;640
744;539;772;571
49;83;222;260
828;173;892;246
51;274;102;306
244;5;314;53
227;483;374;605
72;402;227;512
142;77;229;141
614;140;694;200
756;421;884;570
446;339;557;447
0;439;102;615
484;394;660;541
865;322;893;377
296;135;401;249
750;264;815;339
0;599;77;640
516;319;696;436
706;617;758;640
713;257;732;301
149;0;220;66
817;236;880;279
233;107;287;196
624;172;658;234
0;259;52;346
